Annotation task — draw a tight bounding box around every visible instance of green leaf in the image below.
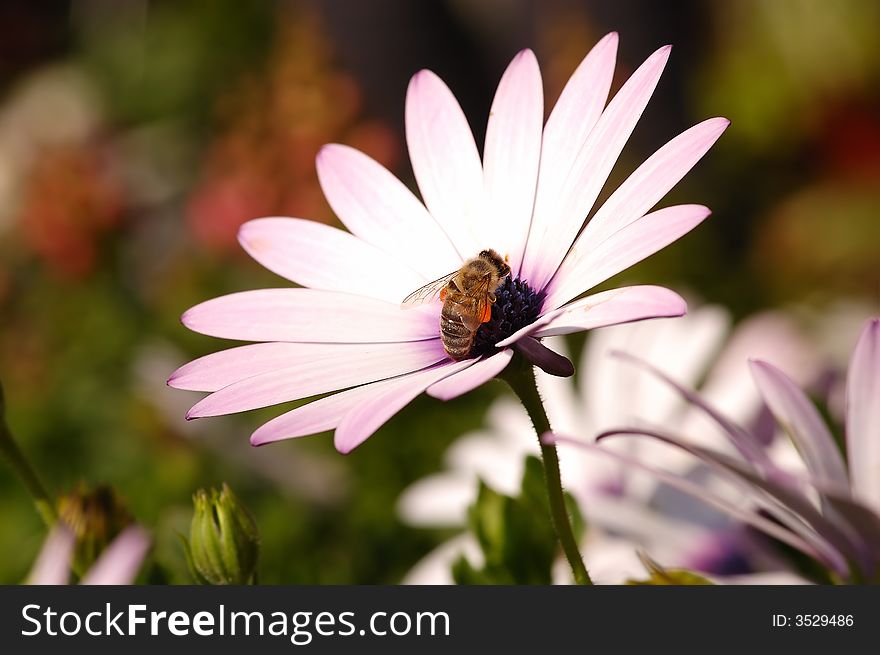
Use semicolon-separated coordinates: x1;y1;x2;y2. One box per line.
455;455;573;584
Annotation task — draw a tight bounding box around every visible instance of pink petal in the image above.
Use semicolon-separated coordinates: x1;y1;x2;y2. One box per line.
181;288;440;343
27;526;74;585
251;381;390;446
170;340;445;393
481;49;543;276
426;349;513;400
81;526;150;585
533;286;687;338
521;32;618;284
546;204;711;310
525;45;672;292
334;359;474;453
578;117;729;250
238;218;424;303
847;318;880;510
548;434;847;575
749;360;849;488
494;310;564;348
316;144;462;278
187;339;448;418
405;70;483;257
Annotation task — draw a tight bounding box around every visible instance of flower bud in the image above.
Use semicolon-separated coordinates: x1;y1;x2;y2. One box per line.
57;484;133;575
186;483;259;585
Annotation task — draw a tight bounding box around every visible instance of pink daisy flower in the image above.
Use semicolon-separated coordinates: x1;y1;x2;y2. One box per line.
560;317;880;582
170;34;729;453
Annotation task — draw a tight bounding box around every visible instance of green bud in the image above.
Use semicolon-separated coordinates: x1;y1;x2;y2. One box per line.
625;552;715;585
57;483;133;574
185;483;259;585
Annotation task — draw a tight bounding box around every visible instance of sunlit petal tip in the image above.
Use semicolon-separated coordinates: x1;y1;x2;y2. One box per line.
334;438;357;456
408;68;433;84
236;217;259;244
406;68;444;99
315;142;342;162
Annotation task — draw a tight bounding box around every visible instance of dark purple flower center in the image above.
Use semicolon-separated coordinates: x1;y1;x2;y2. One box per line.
470;277;545;358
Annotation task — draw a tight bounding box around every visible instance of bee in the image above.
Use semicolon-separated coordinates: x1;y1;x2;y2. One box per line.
402;249;510;360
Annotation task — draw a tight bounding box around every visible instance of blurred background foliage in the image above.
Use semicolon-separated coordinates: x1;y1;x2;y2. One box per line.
0;0;877;583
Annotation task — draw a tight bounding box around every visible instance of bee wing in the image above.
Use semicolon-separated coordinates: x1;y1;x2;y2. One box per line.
400;271;458;308
457;275;494;331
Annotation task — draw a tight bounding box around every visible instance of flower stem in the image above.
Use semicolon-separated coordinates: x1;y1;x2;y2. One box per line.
0;383;56;527
501;355;592;585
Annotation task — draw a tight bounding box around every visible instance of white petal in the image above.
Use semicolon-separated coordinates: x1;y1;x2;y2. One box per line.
405;70;483;256
694;311;819;441
401;534;481;585
534;337;586;436
846;318;880;510
521;32;618;284
397;472;477;528
238;218;424;303
750;360;849;488
526;45;672;292
186;339;448;418
426;350;513;400
546;204;710;310
446;432;536;496
481;49;543;275
316;144;463;277
181;288;440;343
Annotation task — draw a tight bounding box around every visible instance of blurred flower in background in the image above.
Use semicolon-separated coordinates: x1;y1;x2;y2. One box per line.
399;305;819;583
186;9;398;253
698;0;880;305
19;143;125;279
590;317;880;583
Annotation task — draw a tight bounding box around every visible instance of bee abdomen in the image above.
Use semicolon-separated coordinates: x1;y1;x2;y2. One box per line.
440;305;475;360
